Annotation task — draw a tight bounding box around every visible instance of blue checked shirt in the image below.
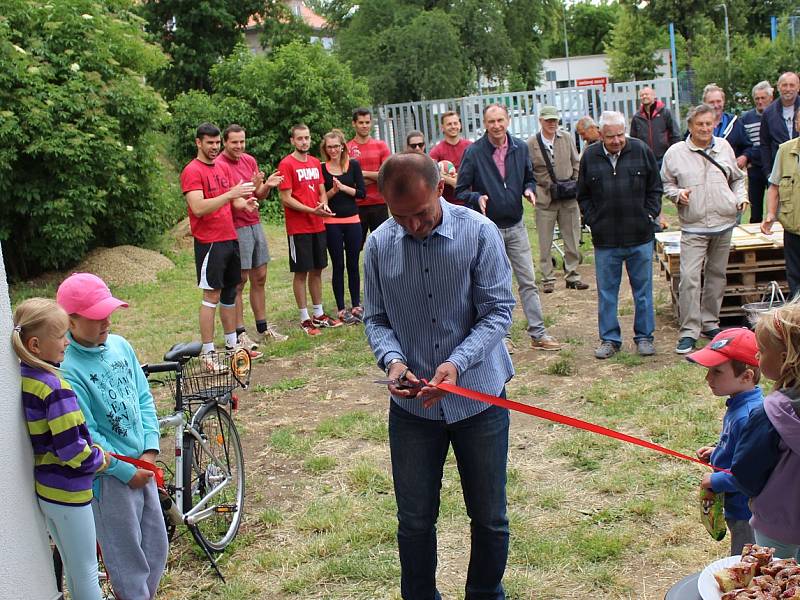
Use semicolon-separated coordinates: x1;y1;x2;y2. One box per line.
364;198;515;423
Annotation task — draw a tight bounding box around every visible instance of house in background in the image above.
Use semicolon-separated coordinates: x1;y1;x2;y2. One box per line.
244;0;332;53
539;50;672;90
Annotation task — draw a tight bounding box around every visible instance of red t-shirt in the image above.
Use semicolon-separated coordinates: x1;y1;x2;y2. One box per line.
346;138;390;206
277;154;325;235
216;152;261;228
429;138;472;204
179;159;237;243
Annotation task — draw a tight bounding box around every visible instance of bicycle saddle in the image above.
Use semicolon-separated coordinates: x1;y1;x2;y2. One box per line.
163;341;203;361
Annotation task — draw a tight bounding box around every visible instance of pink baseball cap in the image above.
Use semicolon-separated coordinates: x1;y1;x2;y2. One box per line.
56;273;128;319
686;328;759;368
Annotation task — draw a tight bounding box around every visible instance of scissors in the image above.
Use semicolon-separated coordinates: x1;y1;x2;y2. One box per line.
373;377;425;391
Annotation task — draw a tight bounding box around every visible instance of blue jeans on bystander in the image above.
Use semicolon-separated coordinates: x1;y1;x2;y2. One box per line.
389;400;510;600
594;241;655;346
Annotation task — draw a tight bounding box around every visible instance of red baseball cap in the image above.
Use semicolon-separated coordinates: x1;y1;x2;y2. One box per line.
56;273;128;320
686;328;759;368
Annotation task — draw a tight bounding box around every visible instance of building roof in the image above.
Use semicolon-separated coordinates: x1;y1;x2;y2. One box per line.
246;1;327;31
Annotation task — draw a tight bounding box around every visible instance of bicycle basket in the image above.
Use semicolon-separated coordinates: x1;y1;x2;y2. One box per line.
179;348;251;404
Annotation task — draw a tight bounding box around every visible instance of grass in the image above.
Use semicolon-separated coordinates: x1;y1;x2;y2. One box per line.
10;212;731;599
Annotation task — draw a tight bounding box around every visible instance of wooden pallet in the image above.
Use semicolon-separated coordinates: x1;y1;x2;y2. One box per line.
655;225;787;319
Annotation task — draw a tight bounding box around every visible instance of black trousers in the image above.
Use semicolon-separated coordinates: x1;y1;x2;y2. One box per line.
748;168;768;223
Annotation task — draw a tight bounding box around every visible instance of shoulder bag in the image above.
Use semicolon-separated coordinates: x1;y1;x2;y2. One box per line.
536;134;577;201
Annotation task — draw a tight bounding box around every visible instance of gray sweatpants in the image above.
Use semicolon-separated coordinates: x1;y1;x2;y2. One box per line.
93;476;169;600
727;518;754;556
498;220;547;339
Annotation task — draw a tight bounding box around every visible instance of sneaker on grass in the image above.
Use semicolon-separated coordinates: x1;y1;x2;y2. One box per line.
301;319;322;336
226;344;263;360
675;337;696;354
261;324;288;342
338;309;361;325
237;331;258;351
312;313;342;328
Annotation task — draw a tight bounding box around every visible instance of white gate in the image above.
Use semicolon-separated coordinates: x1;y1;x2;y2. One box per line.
375;78;679;153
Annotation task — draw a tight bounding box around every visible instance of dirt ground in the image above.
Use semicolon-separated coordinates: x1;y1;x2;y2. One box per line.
164;255;719;600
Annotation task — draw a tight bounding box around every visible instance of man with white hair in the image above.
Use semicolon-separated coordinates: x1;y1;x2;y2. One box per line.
760;72;800;177
577;111;662;359
740;81;774;222
575;116;600;146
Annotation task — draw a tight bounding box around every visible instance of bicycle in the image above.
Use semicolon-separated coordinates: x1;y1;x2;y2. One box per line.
52;342;251;595
143;341;251;579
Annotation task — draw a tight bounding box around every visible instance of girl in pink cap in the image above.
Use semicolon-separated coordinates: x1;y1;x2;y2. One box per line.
57;273;168;599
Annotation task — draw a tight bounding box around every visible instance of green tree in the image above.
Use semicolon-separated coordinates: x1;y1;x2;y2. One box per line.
606;6;667;81
138;0;263;99
259;0;313;53
169;42;370;223
501;0;557;90
336;0;469;103
0;0;175;279
451;0;513;92
548;1;620;58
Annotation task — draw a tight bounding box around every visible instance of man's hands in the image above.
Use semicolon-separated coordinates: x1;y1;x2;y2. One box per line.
419;362;458;409
312;202;335;216
736;155;748;170
524;189;536;206
384;361;458;408
478;195;488;215
761;213;777;235
677;188;692;205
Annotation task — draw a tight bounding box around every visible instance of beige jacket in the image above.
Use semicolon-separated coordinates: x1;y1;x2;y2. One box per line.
527;129;579;209
661;136;746;234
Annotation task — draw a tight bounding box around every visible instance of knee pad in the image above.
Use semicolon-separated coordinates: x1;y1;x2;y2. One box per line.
201;300;217;309
220;286;237;306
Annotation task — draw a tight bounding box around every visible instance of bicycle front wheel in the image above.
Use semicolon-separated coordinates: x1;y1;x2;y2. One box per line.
183;403;245;552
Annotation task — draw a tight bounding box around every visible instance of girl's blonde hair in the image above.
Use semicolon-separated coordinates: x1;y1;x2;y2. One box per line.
12;298;70;376
319;129;350;172
755;299;800;390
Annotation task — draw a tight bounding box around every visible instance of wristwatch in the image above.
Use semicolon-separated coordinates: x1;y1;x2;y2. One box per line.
385;358;405;375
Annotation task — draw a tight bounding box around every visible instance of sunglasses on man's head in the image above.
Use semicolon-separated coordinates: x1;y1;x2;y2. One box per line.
409;142;425;149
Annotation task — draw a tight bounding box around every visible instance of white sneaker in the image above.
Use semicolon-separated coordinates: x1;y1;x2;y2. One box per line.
237;331;258;351
262;324;288;342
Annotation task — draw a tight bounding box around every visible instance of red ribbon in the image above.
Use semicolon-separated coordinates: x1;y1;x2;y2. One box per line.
110;453;165;488
436;382;731;474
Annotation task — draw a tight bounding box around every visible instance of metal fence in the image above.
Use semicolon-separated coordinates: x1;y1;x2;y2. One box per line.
374;78;678;153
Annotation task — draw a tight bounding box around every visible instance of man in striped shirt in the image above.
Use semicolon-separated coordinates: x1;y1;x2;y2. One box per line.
364;152;515;599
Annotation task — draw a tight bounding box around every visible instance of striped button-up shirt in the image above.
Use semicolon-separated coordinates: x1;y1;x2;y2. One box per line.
364;198;515;423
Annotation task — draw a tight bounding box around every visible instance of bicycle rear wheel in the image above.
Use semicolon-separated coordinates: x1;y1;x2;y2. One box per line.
183;403;245;552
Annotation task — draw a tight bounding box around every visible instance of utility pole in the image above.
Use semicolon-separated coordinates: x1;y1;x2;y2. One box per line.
563;2;572;87
717;3;730;62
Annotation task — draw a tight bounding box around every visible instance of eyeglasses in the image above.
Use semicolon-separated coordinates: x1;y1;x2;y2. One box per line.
409;142;425;149
325;144;342;150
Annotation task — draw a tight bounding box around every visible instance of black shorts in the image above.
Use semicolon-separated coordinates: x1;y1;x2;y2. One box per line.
194;239;241;291
288;232;328;273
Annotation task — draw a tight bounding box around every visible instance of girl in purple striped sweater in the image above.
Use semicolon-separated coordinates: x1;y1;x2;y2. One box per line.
13;298;108;600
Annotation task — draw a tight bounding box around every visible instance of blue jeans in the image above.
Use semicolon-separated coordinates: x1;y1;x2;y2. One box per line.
594;241;655;345
389;401;510;600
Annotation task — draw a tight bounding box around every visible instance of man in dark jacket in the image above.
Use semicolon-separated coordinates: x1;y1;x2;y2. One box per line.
578;111;662;359
456;103;560;352
629;86;681;166
741;80;775;222
760;71;800;178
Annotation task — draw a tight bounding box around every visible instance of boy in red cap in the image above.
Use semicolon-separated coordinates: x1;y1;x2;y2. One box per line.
688;327;764;555
57;273;168;599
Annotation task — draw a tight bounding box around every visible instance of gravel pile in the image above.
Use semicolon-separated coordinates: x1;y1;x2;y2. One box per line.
75;245;174;287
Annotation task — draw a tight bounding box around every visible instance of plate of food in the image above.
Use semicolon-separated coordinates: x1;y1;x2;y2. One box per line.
697;544;800;599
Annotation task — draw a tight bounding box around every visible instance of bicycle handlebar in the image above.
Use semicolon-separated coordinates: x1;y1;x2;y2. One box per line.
141;361;180;376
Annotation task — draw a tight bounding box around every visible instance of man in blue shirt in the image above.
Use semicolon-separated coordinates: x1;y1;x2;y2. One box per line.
364;152;515;600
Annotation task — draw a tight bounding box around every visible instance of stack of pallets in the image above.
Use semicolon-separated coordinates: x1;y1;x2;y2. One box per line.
655;223;787;319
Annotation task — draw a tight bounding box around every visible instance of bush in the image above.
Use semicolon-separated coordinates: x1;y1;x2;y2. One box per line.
0;0;176;279
168;42;371;223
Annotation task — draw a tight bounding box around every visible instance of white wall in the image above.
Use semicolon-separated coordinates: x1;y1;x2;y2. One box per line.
0;248;60;600
541;50;671;86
